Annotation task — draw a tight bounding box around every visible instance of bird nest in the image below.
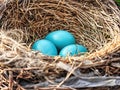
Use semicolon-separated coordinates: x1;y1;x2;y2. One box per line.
0;0;120;89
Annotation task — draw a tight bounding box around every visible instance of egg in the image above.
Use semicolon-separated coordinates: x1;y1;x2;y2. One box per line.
59;44;88;57
32;39;58;56
45;30;76;50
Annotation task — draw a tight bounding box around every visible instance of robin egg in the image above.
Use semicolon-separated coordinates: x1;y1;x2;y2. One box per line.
32;39;58;56
45;30;76;50
59;44;88;57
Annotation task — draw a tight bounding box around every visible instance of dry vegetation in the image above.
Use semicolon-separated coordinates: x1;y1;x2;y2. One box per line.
0;0;120;89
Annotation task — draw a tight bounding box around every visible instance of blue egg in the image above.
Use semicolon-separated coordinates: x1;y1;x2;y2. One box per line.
32;39;58;56
45;30;76;50
59;44;88;57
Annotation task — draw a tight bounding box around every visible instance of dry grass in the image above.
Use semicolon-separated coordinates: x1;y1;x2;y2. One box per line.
0;0;120;89
1;0;120;52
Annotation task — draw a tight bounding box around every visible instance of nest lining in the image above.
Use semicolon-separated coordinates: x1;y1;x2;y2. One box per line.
0;0;120;76
1;0;120;53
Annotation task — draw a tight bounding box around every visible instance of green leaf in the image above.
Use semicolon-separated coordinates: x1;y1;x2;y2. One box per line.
115;0;120;6
115;0;120;2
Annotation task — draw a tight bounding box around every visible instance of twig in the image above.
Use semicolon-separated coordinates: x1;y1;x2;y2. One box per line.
4;67;42;71
8;71;13;90
56;62;82;88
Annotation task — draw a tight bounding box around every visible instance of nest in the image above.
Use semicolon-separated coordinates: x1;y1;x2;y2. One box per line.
0;0;120;89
